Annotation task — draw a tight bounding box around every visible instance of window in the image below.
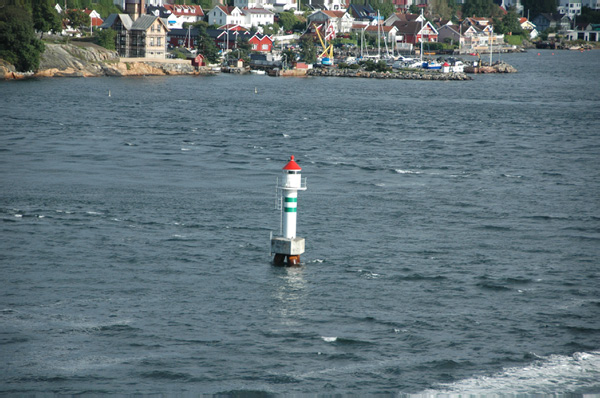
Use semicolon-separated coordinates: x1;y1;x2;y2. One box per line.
262;44;268;50
157;37;161;46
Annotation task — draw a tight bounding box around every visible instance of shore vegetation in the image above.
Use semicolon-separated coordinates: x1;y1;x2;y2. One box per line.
0;5;45;72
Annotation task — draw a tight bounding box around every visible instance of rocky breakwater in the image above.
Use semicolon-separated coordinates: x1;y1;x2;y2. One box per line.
2;42;216;79
464;61;517;74
307;67;472;81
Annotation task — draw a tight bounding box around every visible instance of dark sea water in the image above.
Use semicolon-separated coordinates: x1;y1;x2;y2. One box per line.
1;50;600;396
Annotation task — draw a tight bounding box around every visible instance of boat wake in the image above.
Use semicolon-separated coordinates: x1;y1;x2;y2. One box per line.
427;351;600;395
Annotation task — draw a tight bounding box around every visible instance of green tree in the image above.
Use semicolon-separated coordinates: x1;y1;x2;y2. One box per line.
67;9;91;28
32;0;62;38
463;0;494;17
282;47;296;67
95;28;116;50
501;7;523;35
192;21;220;64
0;6;45;72
94;0;123;18
521;0;557;19
299;34;316;63
431;0;454;20
409;4;420;14
278;11;297;32
578;6;600;24
262;23;280;35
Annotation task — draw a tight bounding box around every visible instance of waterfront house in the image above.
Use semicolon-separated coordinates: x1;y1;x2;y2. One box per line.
100;14;169;59
391;20;438;46
458;24;504;52
519;17;536;31
167;27;198;49
532;13;572;32
248;32;274;52
437;24;461;45
519;17;538;39
384;12;424;26
307;10;354;33
161;4;204;30
566;23;600;41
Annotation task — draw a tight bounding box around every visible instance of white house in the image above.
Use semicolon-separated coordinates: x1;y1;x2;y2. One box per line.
162;4;204;29
234;0;298;11
519;17;536;31
243;7;276;28
307;10;354;33
208;6;246;27
207;5;274;29
558;0;582;18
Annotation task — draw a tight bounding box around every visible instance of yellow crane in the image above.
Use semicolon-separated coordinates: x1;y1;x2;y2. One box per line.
315;23;334;66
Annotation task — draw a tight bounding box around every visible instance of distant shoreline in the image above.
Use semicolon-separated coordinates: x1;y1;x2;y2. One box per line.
1;41;518;81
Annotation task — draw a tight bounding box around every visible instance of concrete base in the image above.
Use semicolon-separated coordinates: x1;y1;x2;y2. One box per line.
271;236;305;256
271;236;305;267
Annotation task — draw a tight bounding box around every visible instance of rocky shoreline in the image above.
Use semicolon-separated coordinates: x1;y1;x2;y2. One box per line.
1;43;217;80
1;42;517;81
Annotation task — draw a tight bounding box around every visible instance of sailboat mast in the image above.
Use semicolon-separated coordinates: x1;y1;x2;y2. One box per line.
489;27;492;65
420;9;423;63
377;10;381;58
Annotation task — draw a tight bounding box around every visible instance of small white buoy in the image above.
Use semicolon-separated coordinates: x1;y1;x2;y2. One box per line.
254;87;258;94
108;90;111;97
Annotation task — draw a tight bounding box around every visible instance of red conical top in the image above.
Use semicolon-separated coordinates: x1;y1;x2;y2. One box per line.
283;155;301;171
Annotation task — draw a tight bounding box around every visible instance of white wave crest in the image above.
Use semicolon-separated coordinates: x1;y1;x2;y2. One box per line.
395;169;421;174
430;351;600;395
321;336;337;342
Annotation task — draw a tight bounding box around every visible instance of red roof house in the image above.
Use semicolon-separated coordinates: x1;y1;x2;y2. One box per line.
248;33;273;52
83;8;103;27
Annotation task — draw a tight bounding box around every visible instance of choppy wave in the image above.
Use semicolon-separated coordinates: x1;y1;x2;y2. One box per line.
429;351;600;395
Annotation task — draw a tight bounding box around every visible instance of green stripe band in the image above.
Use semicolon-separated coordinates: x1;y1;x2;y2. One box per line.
284;197;297;202
284;208;297;212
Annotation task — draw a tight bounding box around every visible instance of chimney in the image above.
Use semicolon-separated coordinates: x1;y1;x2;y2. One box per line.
140;0;145;19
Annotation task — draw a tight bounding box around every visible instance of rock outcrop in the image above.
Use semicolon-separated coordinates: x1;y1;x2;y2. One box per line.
2;42;216;79
464;61;518;74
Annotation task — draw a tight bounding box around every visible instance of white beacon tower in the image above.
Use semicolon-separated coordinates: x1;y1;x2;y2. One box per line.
271;155;307;266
